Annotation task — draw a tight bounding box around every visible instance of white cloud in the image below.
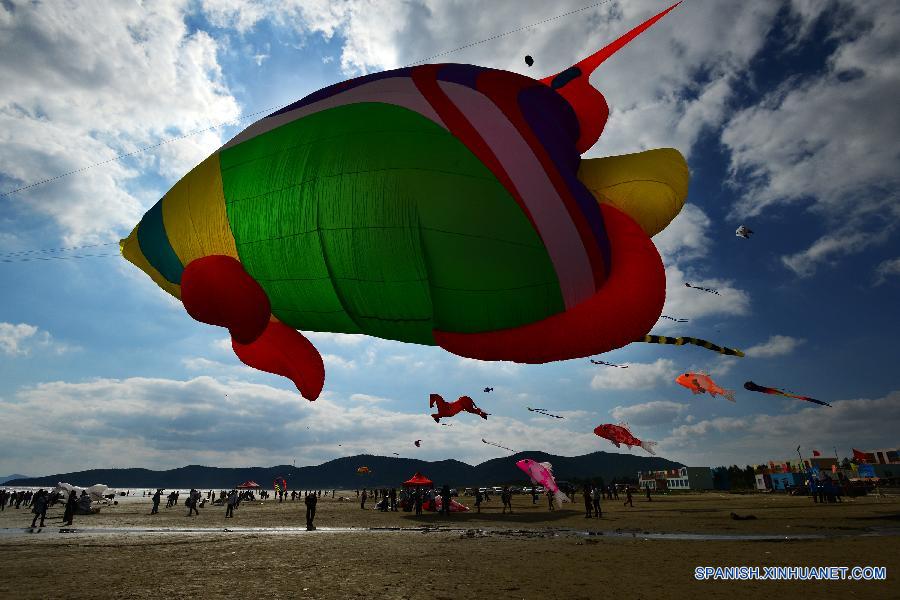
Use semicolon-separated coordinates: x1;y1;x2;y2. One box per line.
659;390;900;467
653;204;712;263
745;335;804;358
0;322;71;356
0;1;241;243
590;358;676;391
874;257;900;286
659;264;751;322
610;400;688;426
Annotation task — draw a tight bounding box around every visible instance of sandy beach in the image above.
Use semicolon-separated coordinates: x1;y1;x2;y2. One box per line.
1;491;898;598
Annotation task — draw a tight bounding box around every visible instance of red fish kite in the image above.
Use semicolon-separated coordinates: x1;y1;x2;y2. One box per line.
593;423;657;455
676;372;736;402
743;381;831;407
430;394;489;423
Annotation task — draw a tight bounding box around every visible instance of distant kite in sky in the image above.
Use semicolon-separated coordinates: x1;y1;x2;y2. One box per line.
119;3;689;402
593;423;657;455
483;387;494;393
641;335;744;357
430;394;489;423
527;407;564;419
736;225;753;239
744;381;831;407
525;55;534;66
357;466;371;475
516;459;569;506
482;438;517;453
659;315;689;322
676;372;736;402
685;282;719;295
414;440;422;447
590;359;628;368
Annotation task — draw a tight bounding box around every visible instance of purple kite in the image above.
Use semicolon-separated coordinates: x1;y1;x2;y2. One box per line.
516;459;570;507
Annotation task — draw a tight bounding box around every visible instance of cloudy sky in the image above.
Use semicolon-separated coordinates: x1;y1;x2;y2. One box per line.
1;0;898;477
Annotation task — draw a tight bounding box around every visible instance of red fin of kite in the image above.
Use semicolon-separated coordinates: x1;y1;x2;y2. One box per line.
233;320;325;401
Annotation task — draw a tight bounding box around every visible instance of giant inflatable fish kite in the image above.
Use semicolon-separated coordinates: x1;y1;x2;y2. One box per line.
121;4;687;400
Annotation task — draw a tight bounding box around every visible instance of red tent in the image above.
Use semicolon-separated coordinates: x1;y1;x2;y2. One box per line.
402;472;433;488
236;480;261;489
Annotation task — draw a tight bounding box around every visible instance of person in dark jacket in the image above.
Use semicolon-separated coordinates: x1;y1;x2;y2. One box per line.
583;484;593;518
30;490;48;528
150;489;162;515
305;490;317;530
62;490;77;525
440;484;452;516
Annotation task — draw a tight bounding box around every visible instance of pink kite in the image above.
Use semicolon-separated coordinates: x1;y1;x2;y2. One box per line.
428;497;470;513
430;394;489;423
516;459;570;507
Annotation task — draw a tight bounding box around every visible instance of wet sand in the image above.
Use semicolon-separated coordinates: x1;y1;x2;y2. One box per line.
1;491;898;598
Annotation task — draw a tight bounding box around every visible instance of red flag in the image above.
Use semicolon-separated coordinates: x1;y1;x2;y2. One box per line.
852;448;868;463
812;450;821;457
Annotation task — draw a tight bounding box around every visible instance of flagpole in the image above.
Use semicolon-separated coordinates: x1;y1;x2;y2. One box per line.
796;445;803;473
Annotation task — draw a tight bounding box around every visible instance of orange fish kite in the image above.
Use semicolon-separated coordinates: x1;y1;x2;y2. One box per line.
675;372;735;402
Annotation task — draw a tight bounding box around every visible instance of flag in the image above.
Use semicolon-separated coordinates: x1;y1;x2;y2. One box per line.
813;450;821;457
852;448;869;463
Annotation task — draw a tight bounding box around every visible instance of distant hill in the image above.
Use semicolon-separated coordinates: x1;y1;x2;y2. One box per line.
0;474;29;484
4;451;683;489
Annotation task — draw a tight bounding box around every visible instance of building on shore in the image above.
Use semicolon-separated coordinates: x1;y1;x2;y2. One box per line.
637;467;712;491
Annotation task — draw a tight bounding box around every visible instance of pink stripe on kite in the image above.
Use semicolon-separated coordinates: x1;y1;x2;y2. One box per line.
440;82;594;308
222;78;447;150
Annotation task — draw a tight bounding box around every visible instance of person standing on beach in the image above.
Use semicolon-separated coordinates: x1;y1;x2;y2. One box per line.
225;490;238;518
360;488;368;510
414;490;423;515
305;489;317;530
592;485;602;518
187;489;200;516
30;490;48;528
502;487;513;514
474;488;483;513
547;490;554;511
150;489;161;515
389;488;397;512
583;484;592;518
624;488;633;507
62;490;77;525
645;487;652;502
440;484;452;516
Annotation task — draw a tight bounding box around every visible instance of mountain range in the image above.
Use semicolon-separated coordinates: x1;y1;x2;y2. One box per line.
4;451;684;489
0;474;29;485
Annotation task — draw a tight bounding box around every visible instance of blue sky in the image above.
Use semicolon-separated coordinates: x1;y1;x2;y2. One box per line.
1;0;898;476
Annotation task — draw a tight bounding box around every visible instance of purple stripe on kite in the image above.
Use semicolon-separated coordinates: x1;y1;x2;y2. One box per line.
436;64;485;89
518;87;611;272
270;67;415;117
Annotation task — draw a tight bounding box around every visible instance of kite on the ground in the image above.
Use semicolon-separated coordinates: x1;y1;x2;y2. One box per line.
660;315;689;322
527;407;564;419
593;423;657;454
590;359;628;368
640;335;744;357
743;381;831;407
516;459;569;507
430;393;489;423
119;4;688;401
685;282;719;295
483;387;494;393
676;372;736;402
736;225;753;239
414;440;422;447
483;438;517;453
524;55;534;67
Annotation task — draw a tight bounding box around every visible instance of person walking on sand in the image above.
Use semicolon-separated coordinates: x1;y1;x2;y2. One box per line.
225;490;238;518
645;487;652;502
30;490;48;528
187;489;200;516
502;487;513;514
305;489;317;530
475;488;483;513
360;488;368;510
547;490;554;511
583;484;592;518
62;490;77;526
150;489;161;515
623;488;633;508
592;485;602;518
